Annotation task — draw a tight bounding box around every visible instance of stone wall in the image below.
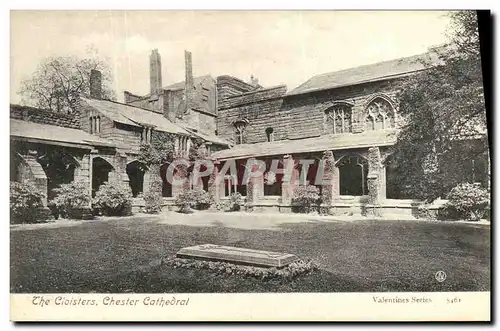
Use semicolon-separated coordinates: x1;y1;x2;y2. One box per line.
10;104;81;129
283;79;401;139
216;75;256;99
216;79;403;144
217;85;287;144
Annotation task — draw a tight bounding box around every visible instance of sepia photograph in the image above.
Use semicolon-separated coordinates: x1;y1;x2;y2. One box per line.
8;9;491;321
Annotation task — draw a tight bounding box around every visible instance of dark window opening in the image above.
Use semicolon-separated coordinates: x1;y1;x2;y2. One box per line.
338;155;368;196
92;157;113;197
160;163;173;198
265;127;274;142
127;161;147;197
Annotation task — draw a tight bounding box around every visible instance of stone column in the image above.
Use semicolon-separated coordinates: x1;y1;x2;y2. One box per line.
246;161;264;205
208;160;221;202
144;163;162;195
320;150;339;206
74;153;92;207
281;154;297;205
366;147;382;216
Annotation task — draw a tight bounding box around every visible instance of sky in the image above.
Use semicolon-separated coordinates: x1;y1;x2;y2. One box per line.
10;11;453;103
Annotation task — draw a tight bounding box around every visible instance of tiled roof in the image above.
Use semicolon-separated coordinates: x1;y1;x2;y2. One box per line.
163;75;212;91
288;52;441;96
10;104;81;129
10;119;115;148
81;97;190;135
182;126;231;146
212;130;397;160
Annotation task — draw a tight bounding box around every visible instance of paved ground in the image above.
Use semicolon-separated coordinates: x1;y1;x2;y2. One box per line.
10;211;491;293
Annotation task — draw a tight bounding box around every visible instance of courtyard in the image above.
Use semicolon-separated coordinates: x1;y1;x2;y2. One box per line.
10;212;490;293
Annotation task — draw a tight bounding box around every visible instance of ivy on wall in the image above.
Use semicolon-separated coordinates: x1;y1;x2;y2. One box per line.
138;131;176;166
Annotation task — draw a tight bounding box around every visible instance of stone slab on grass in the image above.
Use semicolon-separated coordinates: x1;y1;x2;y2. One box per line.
176;244;298;268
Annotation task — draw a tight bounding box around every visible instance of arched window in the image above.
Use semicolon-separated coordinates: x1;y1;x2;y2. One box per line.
265;127;274;142
336;154;368;196
326;104;352;134
233;119;248;145
365;97;395;131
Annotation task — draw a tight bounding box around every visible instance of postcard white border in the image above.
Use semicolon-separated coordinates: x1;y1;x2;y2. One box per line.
10;292;490;321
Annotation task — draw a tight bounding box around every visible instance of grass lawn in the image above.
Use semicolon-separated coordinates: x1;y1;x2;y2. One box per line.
10;214;490;293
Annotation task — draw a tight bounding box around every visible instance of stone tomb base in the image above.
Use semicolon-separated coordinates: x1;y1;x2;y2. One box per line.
176;244;298;268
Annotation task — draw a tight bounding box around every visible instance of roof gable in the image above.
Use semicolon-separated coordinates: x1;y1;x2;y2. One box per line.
81;97;190;135
163;75;213;91
288;51;441;96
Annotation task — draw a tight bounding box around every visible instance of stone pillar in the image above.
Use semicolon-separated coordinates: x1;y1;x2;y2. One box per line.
281;154;297;205
208;160;221;202
89;149;98;198
117;154;129;186
320;150;339;206
144;163;162;195
74;153;90;186
366;147;383;216
246;161;264;205
74;153;92;207
366;173;382;217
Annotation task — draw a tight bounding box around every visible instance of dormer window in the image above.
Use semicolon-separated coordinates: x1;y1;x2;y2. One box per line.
89;116;101;134
265;127;274;142
233;119;248;145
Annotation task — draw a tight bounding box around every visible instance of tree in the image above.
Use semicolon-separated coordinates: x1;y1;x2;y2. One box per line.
18;47;115;113
389;11;489;201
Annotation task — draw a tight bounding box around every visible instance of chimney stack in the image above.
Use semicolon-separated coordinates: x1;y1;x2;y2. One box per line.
184;50;195;113
150;49;162;96
90;69;102;99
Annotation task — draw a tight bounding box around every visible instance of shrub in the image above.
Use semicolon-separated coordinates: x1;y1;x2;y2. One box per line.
175;188;214;212
443;183;490;221
163;258;320;280
291;185;321;213
214;200;230;212
140;182;163;214
10;181;45;224
214;193;244;212
49;181;91;219
92;182;133;216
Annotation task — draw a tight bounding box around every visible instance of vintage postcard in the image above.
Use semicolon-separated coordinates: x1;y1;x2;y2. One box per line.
9;10;491;322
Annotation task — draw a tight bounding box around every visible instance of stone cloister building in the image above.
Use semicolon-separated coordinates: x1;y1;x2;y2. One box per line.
10;48;487;215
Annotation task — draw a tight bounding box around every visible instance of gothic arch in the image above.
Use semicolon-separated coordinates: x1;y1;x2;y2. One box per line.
335;153;369;196
126;160;148;197
335;152;368;166
38;149;81;200
92;156;115;196
364;95;397;131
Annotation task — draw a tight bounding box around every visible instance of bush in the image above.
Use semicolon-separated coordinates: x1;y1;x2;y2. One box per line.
291;185;321;213
444;183;490;221
163;258;320;280
214;193;244;212
175;188;214;212
10;181;45;224
93;182;133;216
49;181;91;219
139;182;163;214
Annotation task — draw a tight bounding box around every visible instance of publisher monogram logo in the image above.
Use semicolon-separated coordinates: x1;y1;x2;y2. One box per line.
435;271;447;282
